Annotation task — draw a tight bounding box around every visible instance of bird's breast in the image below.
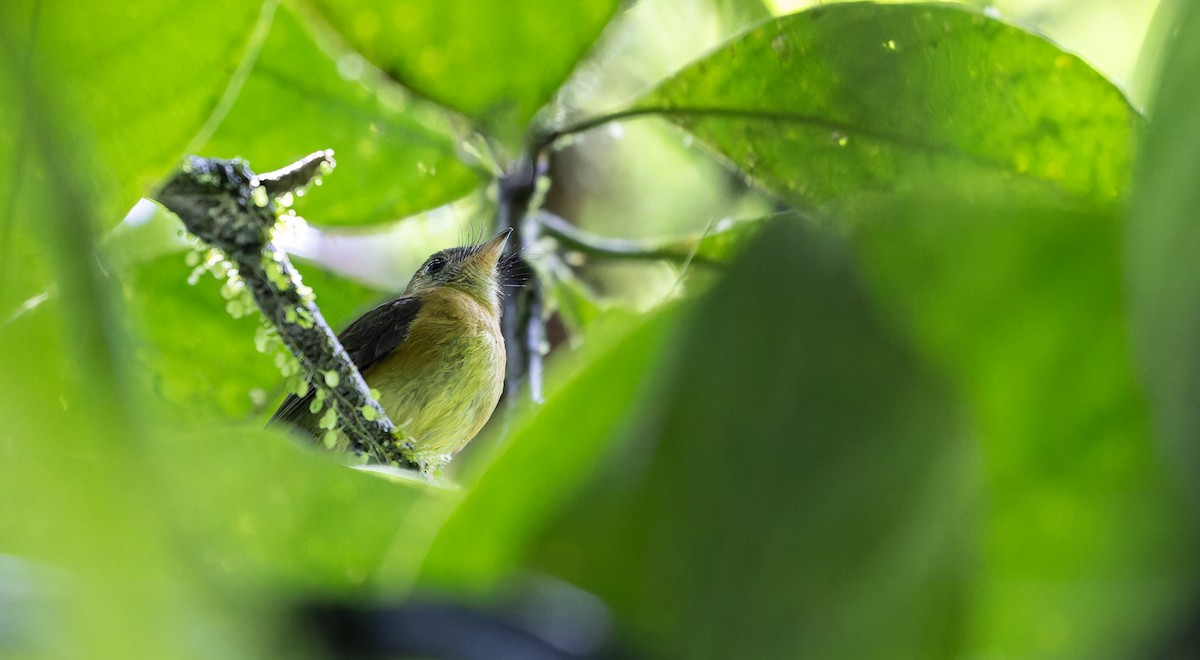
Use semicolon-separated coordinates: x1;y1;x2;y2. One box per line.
363;288;504;468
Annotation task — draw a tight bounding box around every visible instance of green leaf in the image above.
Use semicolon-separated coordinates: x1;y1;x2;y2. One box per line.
532;219;976;658
201;5;482;227
0;47;246;657
853;192;1195;656
309;0;623;138
0;0;264;226
635;3;1136;209
1127;0;1200;485
146;424;438;592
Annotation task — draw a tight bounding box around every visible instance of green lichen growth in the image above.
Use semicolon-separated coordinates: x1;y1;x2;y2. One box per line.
250;186;269;208
318;407;337;431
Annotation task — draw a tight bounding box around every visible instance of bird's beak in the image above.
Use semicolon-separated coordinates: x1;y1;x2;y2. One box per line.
472;227;512;268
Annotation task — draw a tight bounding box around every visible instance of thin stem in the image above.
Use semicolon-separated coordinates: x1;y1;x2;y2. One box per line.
536;211;721;267
534;108;663;154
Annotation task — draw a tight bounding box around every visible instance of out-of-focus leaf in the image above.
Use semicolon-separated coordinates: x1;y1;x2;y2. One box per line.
309;0;623;138
1127;0;1200;489
713;0;771;30
535;219;974;658
393;308;680;589
0;47;240;658
854;192;1196;656
692;213;779;262
201;5;482;227
634;3;1135;209
0;0;264;226
123;249;385;422
145;424;439;592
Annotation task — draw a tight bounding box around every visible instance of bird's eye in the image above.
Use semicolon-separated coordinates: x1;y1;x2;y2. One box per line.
423;257;447;275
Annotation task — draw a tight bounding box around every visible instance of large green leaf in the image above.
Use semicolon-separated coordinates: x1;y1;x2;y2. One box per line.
1126;0;1200;487
0;0;264;226
854;192;1196;656
308;0;623;138
528;218;975;658
634;3;1135;209
144;424;440;593
201;5;482;227
0;44;244;657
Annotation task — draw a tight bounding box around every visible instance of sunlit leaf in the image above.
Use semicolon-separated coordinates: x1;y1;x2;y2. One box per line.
201;5;482;227
309;0;623;139
0;49;235;658
0;0;264;226
635;3;1136;209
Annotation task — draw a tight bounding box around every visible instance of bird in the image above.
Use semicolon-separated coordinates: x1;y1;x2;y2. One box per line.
270;229;515;473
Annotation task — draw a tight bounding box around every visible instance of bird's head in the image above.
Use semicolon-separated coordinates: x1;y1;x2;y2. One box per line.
402;228;513;313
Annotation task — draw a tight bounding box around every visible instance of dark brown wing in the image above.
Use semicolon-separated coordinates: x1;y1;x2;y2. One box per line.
269;296;423;433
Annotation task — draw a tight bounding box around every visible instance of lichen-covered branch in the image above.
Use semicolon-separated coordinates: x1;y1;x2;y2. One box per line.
153;153;413;467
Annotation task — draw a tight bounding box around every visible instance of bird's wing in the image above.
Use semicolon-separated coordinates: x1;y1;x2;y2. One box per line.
269;296;423;431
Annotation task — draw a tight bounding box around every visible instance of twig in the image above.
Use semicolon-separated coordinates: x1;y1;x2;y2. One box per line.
260;149;336;197
153;152;413;467
535;210;722;267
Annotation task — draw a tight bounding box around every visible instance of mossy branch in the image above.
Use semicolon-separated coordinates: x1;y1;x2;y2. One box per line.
153;151;414;468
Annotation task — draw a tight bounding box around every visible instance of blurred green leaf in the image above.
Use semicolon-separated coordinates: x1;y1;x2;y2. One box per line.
692;213;781;262
530;218;976;658
854;192;1196;656
146;424;440;592
401;307;681;589
634;3;1136;209
1127;0;1200;488
123;248;386;422
0;0;264;226
308;0;623;139
712;0;771;30
0;40;238;658
201;5;482;227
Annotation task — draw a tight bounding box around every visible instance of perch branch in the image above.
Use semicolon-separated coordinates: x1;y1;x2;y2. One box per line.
153;152;414;468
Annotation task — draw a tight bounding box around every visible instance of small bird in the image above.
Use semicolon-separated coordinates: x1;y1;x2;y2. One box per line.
271;229;514;472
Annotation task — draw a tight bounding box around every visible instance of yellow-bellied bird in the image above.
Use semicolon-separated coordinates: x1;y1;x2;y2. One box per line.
271;229;514;472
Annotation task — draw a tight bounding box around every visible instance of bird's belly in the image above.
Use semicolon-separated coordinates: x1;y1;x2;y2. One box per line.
366;323;504;468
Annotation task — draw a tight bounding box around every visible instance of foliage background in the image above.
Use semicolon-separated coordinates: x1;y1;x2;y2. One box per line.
2;0;1198;658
